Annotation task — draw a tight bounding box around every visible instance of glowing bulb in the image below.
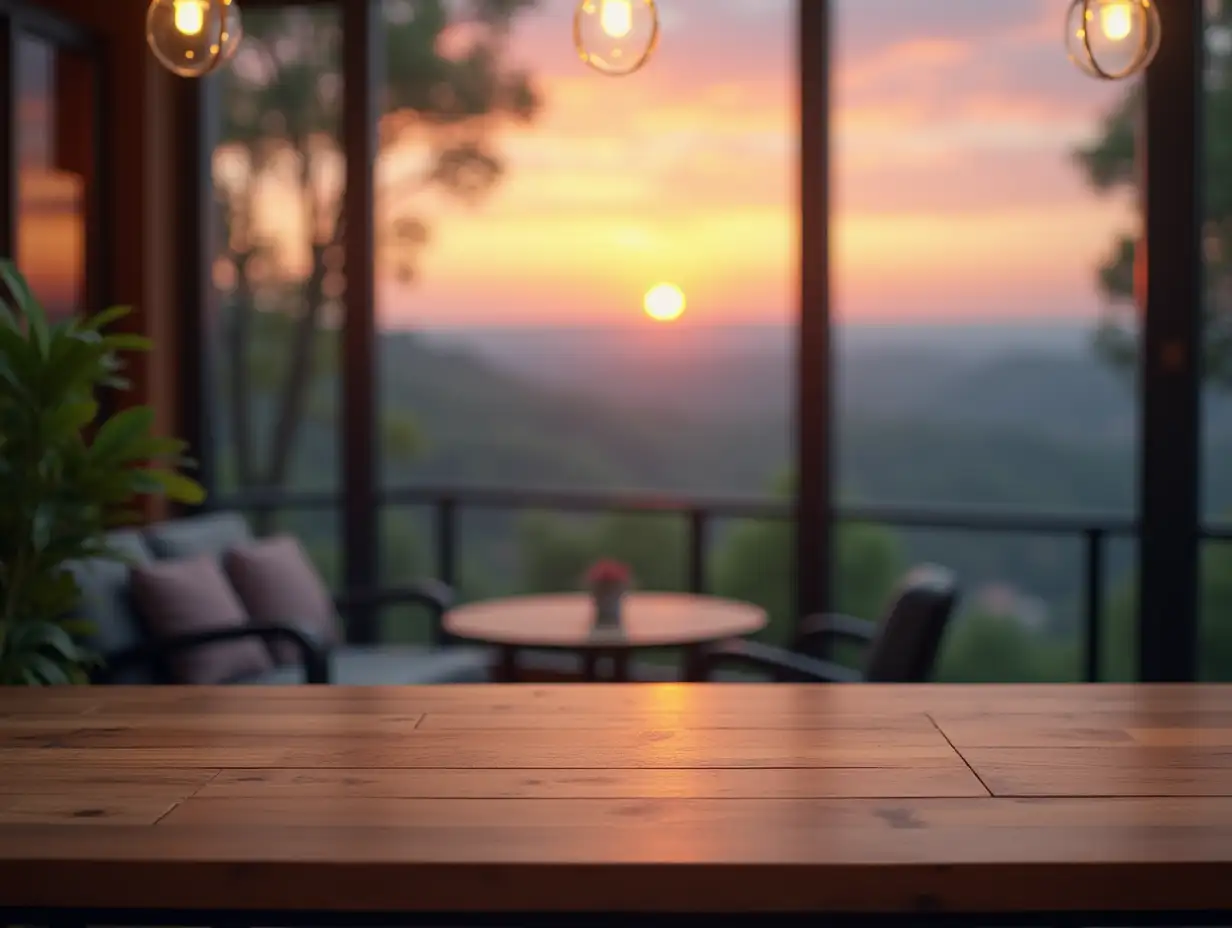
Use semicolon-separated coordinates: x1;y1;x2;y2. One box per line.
1065;0;1161;81
644;283;685;323
573;0;659;76
147;0;243;78
1099;1;1133;41
174;0;206;35
600;0;633;39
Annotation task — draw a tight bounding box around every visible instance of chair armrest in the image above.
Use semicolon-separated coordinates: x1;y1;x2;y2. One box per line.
102;624;331;685
335;580;456;646
690;637;863;683
795;612;878;654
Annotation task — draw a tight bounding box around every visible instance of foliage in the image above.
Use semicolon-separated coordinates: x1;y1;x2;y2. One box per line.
0;261;204;685
213;1;541;499
518;512;688;595
1074;5;1232;385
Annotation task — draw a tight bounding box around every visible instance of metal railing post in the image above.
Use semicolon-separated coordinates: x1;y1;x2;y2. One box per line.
1083;528;1106;683
687;509;707;593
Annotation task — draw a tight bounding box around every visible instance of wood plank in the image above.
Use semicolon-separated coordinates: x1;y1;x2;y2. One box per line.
0;728;961;768
0;765;218;799
960;746;1232;770
933;712;1232;748
13;683;1230;719
0;686;1231;914
1;821;1230;913
159;795;1232;829
50;723;950;751
961;746;1232;796
43;717;425;748
0;714;424;736
971;762;1232;797
0;794;178;825
417;711;938;731
199;765;988;799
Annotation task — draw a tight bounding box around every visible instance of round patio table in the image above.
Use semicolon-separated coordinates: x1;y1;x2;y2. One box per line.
443;592;767;682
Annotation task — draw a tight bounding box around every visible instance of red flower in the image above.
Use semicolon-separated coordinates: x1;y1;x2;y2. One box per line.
586;558;631;587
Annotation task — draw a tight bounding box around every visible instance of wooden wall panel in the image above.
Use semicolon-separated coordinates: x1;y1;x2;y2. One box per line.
27;0;183;519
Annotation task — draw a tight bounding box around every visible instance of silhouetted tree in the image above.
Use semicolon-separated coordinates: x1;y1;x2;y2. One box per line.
213;1;539;498
1074;3;1232;383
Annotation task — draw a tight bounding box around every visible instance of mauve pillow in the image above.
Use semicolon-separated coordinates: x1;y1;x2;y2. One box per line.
223;535;341;664
130;556;273;684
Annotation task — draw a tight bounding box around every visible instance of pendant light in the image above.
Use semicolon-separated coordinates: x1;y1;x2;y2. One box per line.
1066;0;1161;80
147;0;243;78
574;0;659;76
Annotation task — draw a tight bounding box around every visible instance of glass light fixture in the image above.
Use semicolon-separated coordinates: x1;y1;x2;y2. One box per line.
574;0;659;76
147;0;243;78
1066;0;1161;80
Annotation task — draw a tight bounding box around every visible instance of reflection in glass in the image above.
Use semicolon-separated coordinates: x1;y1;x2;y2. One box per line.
832;0;1141;681
373;0;797;646
15;36;84;322
209;5;343;501
1201;0;1232;679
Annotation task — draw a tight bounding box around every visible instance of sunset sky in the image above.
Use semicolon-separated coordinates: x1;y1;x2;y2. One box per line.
380;0;1137;329
15;0;1139;330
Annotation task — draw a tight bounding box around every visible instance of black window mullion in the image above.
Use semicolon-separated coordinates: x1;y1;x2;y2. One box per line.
341;0;381;643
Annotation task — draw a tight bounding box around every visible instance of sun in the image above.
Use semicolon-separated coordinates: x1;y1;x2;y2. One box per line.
643;283;686;323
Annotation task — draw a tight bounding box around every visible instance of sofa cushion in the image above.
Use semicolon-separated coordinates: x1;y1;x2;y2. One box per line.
130;556;273;684
63;529;157;684
143;512;254;561
237;645;492;685
223;534;341;664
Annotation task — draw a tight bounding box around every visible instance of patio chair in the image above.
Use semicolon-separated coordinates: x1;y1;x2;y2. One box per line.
688;564;959;682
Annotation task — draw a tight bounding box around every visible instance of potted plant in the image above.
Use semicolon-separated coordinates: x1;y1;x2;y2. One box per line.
0;261;204;685
586;558;632;630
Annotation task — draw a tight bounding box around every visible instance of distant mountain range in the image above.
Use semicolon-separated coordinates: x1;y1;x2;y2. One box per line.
227;320;1232;624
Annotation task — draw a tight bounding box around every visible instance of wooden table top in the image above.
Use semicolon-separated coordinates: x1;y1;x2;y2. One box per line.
443;592;767;649
1;683;1231;917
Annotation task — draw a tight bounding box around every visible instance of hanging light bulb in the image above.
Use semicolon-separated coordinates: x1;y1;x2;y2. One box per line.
1066;0;1161;80
574;0;659;77
147;0;244;78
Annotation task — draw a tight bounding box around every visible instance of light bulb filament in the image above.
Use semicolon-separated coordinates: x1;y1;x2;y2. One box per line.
1099;1;1133;42
174;0;206;37
600;0;633;39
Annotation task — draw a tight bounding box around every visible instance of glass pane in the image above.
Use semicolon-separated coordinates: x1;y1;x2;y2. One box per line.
1202;0;1232;679
374;0;798;650
832;0;1142;680
15;35;85;321
209;5;344;496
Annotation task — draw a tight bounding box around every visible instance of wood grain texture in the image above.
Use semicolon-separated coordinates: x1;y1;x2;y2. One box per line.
2;684;1232;915
198;765;989;799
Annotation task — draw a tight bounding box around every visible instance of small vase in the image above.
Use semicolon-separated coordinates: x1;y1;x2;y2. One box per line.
592;584;626;629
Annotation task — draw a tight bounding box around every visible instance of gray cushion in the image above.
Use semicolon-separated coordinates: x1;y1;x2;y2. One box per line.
223;534;342;664
130;556;273;685
63;529;157;684
237;645;491;685
143;512;254;561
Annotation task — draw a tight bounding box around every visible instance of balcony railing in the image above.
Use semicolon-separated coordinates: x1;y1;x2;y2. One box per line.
214;486;1232;683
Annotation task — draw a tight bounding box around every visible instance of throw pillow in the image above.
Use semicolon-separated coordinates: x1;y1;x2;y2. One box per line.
223;534;341;664
130;556;273;684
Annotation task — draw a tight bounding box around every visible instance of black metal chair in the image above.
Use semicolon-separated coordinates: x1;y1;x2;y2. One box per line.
689;564;959;682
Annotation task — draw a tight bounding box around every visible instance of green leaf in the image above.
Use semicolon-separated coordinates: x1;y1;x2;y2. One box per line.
0;261;49;357
89;406;155;463
59;618;96;639
31;504;55;552
136;468;207;504
13;621;81;661
25;652;71;686
82;305;132;332
45;400;99;438
101;333;153;353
